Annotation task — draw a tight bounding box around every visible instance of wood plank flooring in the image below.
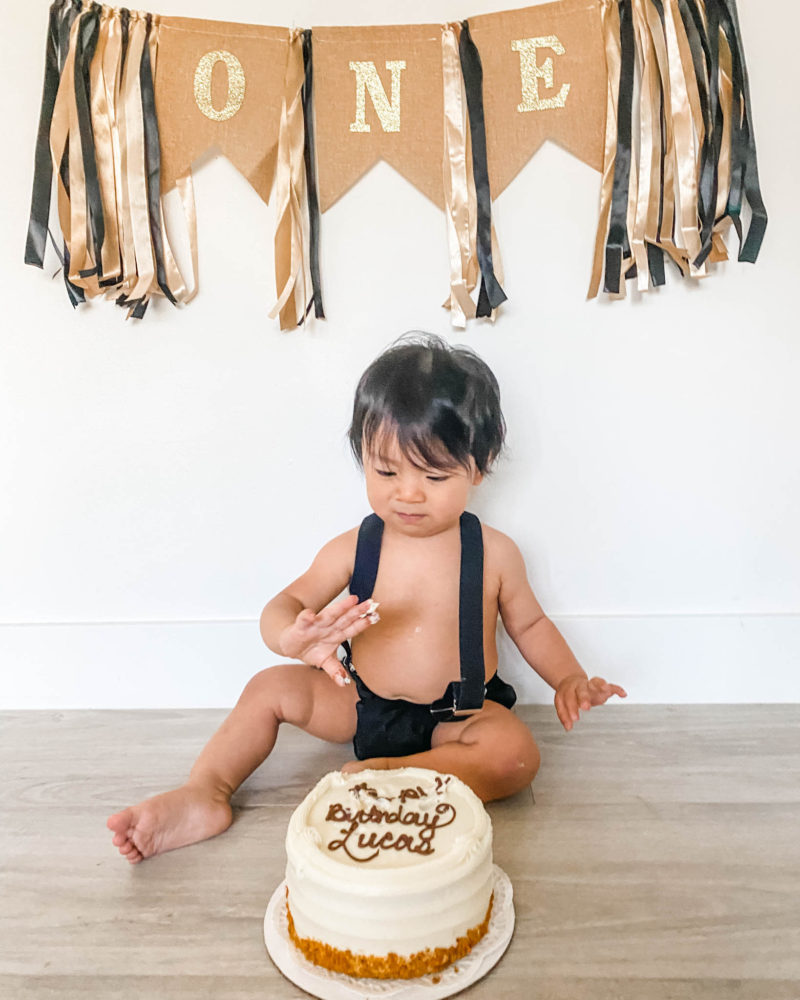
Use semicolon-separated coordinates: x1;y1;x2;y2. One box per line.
1;705;799;999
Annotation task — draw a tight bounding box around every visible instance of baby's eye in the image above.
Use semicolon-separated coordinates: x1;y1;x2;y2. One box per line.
426;475;450;483
376;469;395;477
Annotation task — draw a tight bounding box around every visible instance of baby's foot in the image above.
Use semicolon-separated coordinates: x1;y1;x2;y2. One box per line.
106;783;233;864
341;757;392;775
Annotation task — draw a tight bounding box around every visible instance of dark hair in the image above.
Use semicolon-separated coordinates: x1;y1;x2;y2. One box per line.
348;333;505;474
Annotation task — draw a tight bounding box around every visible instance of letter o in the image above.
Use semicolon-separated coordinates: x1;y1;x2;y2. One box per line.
194;50;245;122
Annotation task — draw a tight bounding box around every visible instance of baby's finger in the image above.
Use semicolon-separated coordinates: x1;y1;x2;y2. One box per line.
553;692;572;731
574;680;593;710
318;654;352;687
335;601;376;633
295;608;317;629
562;685;581;723
329;619;370;655
589;677;627;702
317;595;360;627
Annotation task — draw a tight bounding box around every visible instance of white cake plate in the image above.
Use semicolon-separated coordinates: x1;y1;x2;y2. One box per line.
264;864;514;1000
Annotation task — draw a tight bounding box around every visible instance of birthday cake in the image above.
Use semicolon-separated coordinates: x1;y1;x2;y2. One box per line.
284;767;494;979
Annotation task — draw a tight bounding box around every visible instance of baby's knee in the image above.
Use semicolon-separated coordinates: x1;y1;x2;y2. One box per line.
492;728;540;790
238;665;295;713
238;663;320;728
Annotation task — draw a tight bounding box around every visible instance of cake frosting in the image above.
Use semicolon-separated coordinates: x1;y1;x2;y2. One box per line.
284;767;494;979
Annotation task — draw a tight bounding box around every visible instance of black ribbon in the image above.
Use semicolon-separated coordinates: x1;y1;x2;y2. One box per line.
140;14;176;304
301;29;324;320
717;0;767;263
677;0;718;268
120;7;130;75
603;0;635;294
116;292;149;319
25;1;63;269
646;0;668;286
73;3;105;278
61;1;86;305
459;20;506;317
25;0;85;315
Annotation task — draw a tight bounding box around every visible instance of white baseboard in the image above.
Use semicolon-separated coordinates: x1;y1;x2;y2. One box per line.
1;613;799;709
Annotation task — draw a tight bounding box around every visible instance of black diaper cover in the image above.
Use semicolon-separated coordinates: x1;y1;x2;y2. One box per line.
347;661;517;760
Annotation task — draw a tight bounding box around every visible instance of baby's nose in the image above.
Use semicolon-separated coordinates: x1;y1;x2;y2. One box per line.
396;478;425;502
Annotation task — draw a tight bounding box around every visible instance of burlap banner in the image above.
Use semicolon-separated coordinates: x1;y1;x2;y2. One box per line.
25;0;767;327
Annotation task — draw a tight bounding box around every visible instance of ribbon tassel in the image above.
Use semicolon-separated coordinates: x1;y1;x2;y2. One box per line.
590;0;766;298
27;0;191;316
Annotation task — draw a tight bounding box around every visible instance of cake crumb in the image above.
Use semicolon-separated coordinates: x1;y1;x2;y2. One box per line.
360;600;380;624
432;975;441;984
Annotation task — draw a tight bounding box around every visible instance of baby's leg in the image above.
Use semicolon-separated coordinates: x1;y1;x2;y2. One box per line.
342;701;539;803
107;664;358;863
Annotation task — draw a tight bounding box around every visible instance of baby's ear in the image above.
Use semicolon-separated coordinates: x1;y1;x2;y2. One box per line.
471;466;484;486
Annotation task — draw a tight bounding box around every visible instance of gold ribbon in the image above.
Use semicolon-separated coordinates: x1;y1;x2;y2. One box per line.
49;15;78;275
631;0;657;290
101;5;126;290
641;0;687;274
269;29;308;331
91;7;121;284
588;0;621;299
174;171;199;302
663;0;703;273
122;13;156;305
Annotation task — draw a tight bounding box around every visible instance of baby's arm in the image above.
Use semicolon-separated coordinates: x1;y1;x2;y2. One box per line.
260;531;377;686
493;531;626;729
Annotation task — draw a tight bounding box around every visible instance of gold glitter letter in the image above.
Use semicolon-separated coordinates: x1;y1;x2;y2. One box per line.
194;50;246;122
349;60;406;133
512;36;570;112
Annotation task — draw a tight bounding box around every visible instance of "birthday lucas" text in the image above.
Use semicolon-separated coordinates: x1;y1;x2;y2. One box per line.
325;797;457;863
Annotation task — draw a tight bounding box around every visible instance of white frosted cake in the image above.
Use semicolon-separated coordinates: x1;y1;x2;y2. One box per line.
284;767;494;979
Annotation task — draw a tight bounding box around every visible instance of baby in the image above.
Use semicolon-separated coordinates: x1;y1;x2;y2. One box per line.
108;334;626;863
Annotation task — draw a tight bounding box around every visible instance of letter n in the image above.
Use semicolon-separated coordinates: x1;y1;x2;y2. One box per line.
349;60;406;133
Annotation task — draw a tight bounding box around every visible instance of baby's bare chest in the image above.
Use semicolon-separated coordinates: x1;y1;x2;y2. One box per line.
349;540;500;701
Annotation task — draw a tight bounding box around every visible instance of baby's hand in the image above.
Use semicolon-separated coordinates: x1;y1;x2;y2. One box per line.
279;595;378;687
554;674;627;731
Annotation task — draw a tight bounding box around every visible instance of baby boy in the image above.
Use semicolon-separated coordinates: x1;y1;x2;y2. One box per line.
108;334;626;862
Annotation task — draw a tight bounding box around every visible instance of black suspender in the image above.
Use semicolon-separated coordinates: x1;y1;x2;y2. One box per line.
346;511;486;720
447;510;487;715
348;513;384;602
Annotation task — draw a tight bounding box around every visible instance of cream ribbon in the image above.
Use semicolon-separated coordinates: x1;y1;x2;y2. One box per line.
269;29;308;331
663;0;704;274
122;13;156;305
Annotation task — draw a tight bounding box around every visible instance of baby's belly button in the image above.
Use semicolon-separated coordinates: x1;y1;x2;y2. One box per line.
361;672;451;703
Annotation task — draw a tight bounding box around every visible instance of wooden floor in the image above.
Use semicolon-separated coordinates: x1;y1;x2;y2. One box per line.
1;705;799;999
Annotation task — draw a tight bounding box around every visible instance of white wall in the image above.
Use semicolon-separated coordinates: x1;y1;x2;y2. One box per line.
1;0;798;709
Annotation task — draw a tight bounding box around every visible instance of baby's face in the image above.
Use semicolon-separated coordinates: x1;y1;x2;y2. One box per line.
363;435;482;537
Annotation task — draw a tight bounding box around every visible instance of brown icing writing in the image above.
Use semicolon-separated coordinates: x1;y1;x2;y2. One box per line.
348;781;448;804
325;792;457;864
